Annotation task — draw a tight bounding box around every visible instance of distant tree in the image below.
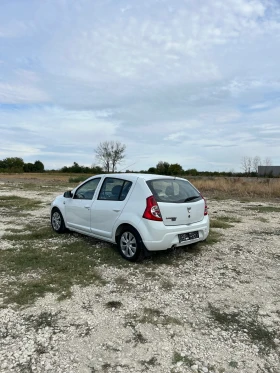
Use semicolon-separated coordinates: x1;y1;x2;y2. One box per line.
95;141;126;172
147;167;156;174
156;161;170;175
242;156;272;175
263;157;272;166
169;163;184;176
185;168;198;176
252;156;261;173
0;157;24;172
23;163;35;172
241;156;252;175
33;160;44;172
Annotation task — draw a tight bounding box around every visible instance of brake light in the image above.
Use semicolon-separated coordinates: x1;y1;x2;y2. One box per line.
143;196;163;221
201;194;208;215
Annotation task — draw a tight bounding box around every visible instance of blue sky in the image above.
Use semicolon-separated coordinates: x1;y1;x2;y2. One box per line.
0;0;280;171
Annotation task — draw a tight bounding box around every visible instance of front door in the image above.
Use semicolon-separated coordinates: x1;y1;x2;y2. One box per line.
65;177;101;232
90;177;132;238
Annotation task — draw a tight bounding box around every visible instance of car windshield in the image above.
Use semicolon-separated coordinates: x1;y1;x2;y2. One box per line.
146;178;201;203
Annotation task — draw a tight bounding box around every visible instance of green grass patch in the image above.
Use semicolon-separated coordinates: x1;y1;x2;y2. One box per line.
0;195;42;211
208;304;278;354
211;216;241;229
246;206;280;213
0;239;105;306
211;219;233;229
3;225;54;241
198;229;222;246
0;223;135;306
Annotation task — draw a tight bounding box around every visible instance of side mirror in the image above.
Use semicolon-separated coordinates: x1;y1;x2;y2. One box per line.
63;191;73;198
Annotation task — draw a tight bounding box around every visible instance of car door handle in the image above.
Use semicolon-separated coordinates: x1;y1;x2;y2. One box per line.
113;209;120;212
84;206;90;210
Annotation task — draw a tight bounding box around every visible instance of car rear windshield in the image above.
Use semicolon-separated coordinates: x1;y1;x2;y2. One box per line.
146;178;201;203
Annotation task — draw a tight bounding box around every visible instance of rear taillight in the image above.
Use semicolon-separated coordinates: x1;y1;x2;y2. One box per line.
201;194;208;215
143;195;163;221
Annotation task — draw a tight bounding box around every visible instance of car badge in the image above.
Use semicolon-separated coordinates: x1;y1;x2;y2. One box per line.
187;207;191;213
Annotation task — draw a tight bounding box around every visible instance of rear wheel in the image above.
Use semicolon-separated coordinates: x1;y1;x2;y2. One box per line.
117;227;143;262
51;208;66;233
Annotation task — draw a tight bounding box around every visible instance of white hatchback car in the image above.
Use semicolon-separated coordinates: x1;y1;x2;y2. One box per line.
51;173;209;261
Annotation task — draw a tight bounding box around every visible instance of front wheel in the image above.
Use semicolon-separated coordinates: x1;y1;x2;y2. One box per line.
117;228;143;262
51;208;66;233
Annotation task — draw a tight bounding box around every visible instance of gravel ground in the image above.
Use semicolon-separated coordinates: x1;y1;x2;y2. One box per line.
0;181;280;373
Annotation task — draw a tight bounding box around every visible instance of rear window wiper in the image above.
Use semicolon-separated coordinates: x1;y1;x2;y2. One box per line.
183;195;200;202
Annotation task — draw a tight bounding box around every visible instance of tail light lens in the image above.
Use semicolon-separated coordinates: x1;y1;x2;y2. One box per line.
143;196;163;221
201;195;208;215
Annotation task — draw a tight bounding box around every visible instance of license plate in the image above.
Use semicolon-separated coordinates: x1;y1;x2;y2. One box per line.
178;231;199;243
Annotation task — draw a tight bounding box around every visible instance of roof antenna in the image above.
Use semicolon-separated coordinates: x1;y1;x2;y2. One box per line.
119;162;137;172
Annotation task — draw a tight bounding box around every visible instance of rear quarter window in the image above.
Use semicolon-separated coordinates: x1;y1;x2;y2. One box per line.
146;178;201;203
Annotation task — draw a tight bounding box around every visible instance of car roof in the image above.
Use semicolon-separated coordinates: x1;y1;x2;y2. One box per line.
91;173;184;182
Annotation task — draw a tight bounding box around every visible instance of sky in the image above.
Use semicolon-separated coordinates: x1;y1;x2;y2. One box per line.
0;0;280;172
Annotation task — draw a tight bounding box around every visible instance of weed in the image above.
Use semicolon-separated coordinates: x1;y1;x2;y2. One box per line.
69;176;88;183
133;331;148;344
220;216;242;223
160;279;174;291
127;307;182;326
211;219;233;229
105;300;122;309
101;363;111;372
258;217;269;223
250;230;280;236
24;311;59;331
172;351;195;367
229;361;238;368
140;356;158;367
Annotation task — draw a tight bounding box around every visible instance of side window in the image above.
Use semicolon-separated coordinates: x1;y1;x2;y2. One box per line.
74;178;101;200
98;178;132;201
120;181;132;201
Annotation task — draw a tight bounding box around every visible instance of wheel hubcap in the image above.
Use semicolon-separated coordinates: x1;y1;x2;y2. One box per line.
52;212;61;230
120;232;137;258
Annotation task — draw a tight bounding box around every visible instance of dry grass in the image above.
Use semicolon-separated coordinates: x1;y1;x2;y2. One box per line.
189;177;280;199
1;173;279;200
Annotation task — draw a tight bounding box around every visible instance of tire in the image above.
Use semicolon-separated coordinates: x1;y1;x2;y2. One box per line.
117;227;143;262
51;208;66;233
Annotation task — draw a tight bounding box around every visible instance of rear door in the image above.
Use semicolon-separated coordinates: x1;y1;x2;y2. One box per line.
146;178;204;226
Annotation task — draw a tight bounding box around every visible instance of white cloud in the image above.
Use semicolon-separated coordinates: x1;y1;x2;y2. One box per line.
0;0;280;170
0;82;49;104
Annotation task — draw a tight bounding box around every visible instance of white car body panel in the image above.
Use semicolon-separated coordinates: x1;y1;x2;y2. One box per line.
51;173;210;252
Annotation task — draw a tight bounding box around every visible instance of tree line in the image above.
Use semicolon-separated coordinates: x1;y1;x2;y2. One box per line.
0;142;274;177
0;157;44;173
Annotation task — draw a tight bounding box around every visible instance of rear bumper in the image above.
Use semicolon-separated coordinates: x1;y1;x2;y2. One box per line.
141;215;210;251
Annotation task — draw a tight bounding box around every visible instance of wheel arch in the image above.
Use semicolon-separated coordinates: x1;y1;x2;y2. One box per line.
115;223;143;243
